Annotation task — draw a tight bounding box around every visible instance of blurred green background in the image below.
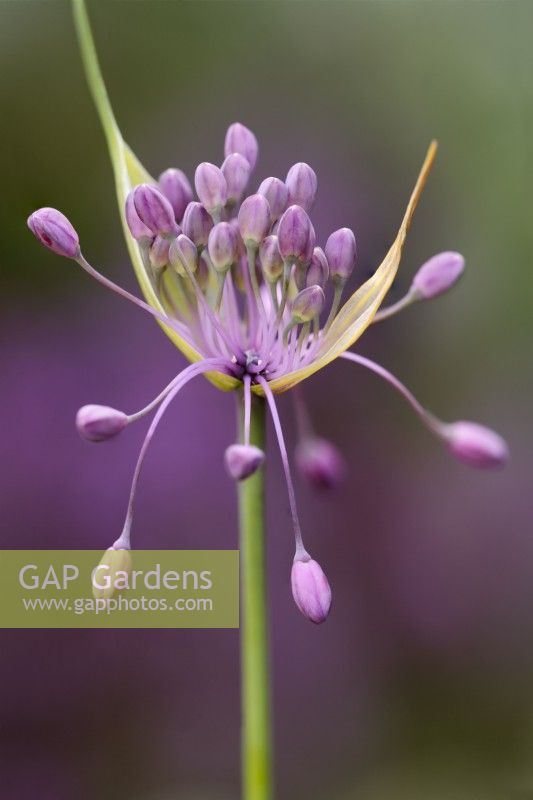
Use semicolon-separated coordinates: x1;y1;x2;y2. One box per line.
1;1;532;799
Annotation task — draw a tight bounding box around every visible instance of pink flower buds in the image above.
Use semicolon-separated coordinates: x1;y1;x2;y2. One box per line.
158;168;193;222
169;234;198;276
259;235;283;283
238;194;271;246
296;438;346;490
76;405;128;443
411;251;465;299
208;222;238;273
149;235;171;271
444;421;509;469
277;205;311;261
224;444;265;481
181;201;213;247
27;207;80;259
258;177;288;222
306;247;329;289
133;184;179;238
224;122;258;171
125;192;153;245
194;162;227;214
325;227;357;283
222;153;251;204
291;556;332;624
285;162;317;212
291;285;325;323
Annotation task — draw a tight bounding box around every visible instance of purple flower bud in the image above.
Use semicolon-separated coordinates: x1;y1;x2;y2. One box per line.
224;444;265;481
444;421;509;469
208;222;238;273
291;557;332;624
133;184;179;238
237;194;271;246
285;162;317;211
181;201;213;247
92;547;132;601
149;235;172;271
291;285;325;323
259;235;283;283
325;227;357;282
257;177;288;222
296;438;346;490
224;122;258;171
302;221;316;264
197;251;211;291
194;162;227;213
277;205;311;261
158;168;193;222
411;251;465;299
125;192;153;243
76;405;128;443
169;234;198;276
222;153;251;204
27;207;80;259
306;247;329;289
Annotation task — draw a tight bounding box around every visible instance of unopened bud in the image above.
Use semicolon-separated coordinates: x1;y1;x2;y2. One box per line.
158;168;193;222
133;184;179;238
291;556;332;624
27;207;80;259
125;192;153;244
306;247;329;289
444;421;509;469
197;251;211;291
291;285;325;323
208;222;238;273
224;122;259;171
224;443;265;481
149;235;172;271
411;251;465;299
277;205;311;261
194;162;227;214
325;227;356;282
286;162;317;211
257;177;288;222
238;194;271;246
181;201;213;247
222;153;251;204
259;235;283;283
296;437;346;490
92;546;132;600
76;405;128;443
169;234;198;276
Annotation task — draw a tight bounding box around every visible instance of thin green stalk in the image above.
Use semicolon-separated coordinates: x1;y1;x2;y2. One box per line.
238;392;272;800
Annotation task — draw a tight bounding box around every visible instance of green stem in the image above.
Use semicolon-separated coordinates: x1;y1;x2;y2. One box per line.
238;391;272;800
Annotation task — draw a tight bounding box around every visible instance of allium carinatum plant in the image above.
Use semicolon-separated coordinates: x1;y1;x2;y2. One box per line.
27;3;509;798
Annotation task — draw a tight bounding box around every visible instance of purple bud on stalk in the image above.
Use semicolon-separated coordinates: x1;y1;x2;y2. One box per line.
125;193;153;244
258;177;289;222
325;227;357;282
27;208;80;258
76;405;128;443
208;222;238;273
291;285;325;323
133;184;179;238
222;153;251;204
224;444;265;481
303;222;316;264
149;235;171;271
411;251;465;299
277;205;311;261
296;437;346;490
158;168;193;222
444;421;509;469
286;162;318;211
238;194;271;246
181;201;213;247
194;162;227;213
169;234;198;276
224;122;259;171
259;235;284;283
291;557;332;624
306;247;329;289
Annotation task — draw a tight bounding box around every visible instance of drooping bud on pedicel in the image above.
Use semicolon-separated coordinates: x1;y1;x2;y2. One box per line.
286;162;317;212
169;234;198;276
133;184;179;238
325;227;357;283
224;444;265;481
443;421;509;469
181;201;213;247
291;285;325;323
125;192;153;244
259;235;283;283
224;122;258;170
291;556;332;624
158;168;193;222
76;405;128;443
296;437;346;490
411;251;465;299
222;153;251;204
257;177;288;222
238;194;270;246
27;208;80;258
194;162;227;214
149;235;172;271
208;222;238;273
306;247;329;289
277;205;311;261
92;546;132;601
